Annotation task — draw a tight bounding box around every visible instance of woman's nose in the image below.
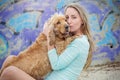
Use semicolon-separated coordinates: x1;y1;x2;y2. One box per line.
67;18;72;24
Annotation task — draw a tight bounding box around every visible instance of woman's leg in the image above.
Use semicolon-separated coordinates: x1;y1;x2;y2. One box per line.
1;55;14;69
0;66;35;80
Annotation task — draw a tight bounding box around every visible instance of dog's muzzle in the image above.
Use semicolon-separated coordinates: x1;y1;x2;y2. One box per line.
65;26;69;32
63;25;70;38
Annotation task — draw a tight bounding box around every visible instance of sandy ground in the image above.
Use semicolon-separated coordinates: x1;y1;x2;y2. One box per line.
78;62;120;80
0;62;120;80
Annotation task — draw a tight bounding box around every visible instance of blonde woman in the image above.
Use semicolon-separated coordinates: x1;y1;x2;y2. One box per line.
0;3;94;80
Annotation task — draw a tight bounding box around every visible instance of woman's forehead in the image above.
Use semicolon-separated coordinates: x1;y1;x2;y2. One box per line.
65;7;79;16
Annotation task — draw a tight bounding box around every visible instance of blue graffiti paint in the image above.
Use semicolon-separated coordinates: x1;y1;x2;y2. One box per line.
89;14;117;46
113;30;120;43
0;32;8;59
0;1;43;22
106;0;120;13
19;28;40;48
99;7;112;26
101;46;115;61
56;0;65;10
79;1;102;14
88;14;100;32
79;1;113;28
89;13;117;47
56;0;79;11
97;14;117;46
6;12;40;32
0;0;11;6
113;29;120;56
40;6;55;31
0;24;6;29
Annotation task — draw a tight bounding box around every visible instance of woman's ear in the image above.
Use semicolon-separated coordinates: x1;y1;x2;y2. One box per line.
49;28;55;46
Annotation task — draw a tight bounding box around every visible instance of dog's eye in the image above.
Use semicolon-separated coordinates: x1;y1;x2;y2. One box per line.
57;21;61;24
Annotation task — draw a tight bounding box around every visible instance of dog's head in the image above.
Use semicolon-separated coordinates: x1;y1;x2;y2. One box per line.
49;13;70;38
48;13;70;45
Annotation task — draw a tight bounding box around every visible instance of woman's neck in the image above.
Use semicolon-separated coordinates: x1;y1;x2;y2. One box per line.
74;30;83;36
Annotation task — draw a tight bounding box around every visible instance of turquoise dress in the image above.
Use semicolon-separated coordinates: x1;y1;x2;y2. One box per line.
44;35;90;80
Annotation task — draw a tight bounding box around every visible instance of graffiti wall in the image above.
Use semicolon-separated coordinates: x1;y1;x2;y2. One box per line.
0;0;120;68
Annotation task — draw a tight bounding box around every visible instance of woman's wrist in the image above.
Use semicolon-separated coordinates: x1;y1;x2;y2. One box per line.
47;37;55;51
48;44;55;51
47;42;55;51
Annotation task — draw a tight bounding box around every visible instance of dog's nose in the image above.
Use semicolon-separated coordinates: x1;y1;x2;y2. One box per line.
65;26;69;31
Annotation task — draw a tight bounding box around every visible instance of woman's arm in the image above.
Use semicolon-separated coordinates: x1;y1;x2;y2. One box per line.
48;38;89;70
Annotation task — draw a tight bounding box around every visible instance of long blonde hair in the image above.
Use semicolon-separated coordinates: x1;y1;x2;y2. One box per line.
64;3;94;70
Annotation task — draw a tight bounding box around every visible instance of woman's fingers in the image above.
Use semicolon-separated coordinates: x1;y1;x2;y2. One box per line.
43;21;51;36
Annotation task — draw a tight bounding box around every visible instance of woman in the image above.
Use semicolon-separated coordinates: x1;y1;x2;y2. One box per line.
0;3;94;80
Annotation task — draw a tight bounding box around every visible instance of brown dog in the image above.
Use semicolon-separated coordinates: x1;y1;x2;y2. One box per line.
0;13;77;80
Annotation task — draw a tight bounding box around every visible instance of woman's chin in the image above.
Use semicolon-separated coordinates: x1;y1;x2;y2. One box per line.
70;30;74;32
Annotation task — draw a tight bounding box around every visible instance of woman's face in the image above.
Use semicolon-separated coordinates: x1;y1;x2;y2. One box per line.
65;7;83;34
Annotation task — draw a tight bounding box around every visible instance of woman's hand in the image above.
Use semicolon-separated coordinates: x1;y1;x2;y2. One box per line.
43;21;55;50
43;21;50;37
43;21;51;43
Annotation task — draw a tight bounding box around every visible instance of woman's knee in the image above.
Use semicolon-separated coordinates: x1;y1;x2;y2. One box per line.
1;66;36;80
1;66;17;78
1;55;15;69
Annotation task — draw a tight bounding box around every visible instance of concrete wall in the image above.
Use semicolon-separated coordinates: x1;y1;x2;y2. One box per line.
0;0;120;68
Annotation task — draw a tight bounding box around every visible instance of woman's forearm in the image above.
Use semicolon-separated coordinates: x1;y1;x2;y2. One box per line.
47;39;55;51
48;44;55;51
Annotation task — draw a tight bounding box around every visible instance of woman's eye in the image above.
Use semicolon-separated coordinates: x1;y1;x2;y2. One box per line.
72;16;76;19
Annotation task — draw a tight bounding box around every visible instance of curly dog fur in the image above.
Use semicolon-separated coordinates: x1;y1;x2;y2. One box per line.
0;13;77;80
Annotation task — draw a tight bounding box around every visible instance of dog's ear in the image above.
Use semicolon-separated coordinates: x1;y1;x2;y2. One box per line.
49;28;55;46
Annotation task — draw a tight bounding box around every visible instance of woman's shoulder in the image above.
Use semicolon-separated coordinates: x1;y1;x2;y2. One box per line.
67;35;90;53
71;35;89;47
73;35;88;42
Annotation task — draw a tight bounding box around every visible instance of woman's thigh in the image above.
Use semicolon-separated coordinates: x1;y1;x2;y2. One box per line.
0;66;36;80
1;55;14;69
